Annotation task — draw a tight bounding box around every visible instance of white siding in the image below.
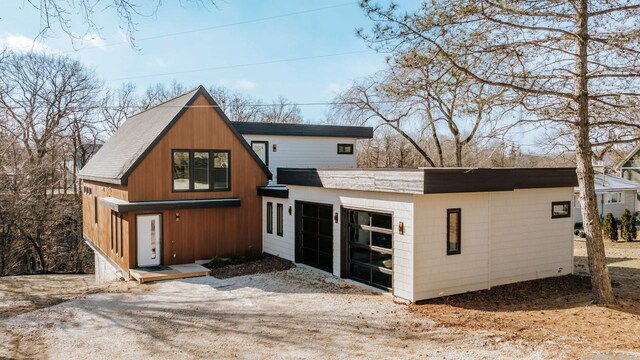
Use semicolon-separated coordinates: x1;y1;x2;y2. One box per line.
241;135;358;183
574;190;637;224
413;188;574;301
262;186;415;300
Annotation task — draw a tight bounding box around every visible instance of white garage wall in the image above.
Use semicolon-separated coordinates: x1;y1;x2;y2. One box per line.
412;188;574;301
241;135;358;183
262;186;415;300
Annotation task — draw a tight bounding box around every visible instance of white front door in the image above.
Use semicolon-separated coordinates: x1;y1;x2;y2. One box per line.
137;214;161;267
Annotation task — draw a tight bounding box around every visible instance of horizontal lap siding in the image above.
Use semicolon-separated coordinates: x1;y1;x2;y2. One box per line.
574;190;636;223
263;186;415;300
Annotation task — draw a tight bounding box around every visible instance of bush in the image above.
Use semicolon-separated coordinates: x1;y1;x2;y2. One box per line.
602;213;618;241
620;209;637;242
574;229;580;236
579;231;586;238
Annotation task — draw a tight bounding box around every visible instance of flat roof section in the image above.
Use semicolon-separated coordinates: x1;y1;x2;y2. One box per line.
277;168;578;194
232;122;374;139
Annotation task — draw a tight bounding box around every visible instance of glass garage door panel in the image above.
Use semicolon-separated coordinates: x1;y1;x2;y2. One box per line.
346;209;393;291
298;203;333;272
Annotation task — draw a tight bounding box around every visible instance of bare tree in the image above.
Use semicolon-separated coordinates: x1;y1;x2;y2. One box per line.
358;0;640;304
260;96;303;124
101;83;138;135
207;86;263;122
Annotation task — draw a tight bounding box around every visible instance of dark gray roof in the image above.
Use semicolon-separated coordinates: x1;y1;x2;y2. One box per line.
79;86;272;184
231;122;373;139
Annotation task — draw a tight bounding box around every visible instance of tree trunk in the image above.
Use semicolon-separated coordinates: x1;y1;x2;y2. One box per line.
575;0;615;305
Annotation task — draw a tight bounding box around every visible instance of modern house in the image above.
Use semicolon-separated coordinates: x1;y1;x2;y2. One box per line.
573;173;640;224
80;86;578;302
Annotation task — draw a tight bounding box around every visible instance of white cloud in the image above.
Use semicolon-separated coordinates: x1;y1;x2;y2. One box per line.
235;79;256;90
1;34;50;53
81;34;106;50
326;82;349;95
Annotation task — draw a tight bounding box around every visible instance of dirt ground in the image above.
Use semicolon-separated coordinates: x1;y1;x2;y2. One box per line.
1;267;562;360
206;254;294;279
411;240;640;359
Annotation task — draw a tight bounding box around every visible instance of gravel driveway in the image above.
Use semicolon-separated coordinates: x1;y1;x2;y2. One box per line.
0;268;549;359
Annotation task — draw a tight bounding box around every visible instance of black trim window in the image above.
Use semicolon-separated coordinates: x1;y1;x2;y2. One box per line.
110;211;123;258
337;143;354;155
251;141;269;166
277;203;283;236
94;197;98;225
267;202;273;234
172;150;231;192
447;209;461;255
551;201;571;219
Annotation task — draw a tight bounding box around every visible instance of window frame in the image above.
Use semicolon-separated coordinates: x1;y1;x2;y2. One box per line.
266;202;273;234
251;141;269;166
337;143;354;155
605;192;624;204
94;196;99;225
551;201;571;219
446;208;461;256
277;203;284;237
171;149;231;192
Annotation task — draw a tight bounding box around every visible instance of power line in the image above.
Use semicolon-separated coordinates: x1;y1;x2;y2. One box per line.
105;50;372;81
62;1;357;54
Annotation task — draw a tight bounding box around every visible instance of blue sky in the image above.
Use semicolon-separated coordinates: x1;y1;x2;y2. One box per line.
0;0;423;122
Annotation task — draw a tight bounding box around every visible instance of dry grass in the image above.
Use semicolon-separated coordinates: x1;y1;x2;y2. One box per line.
411;240;640;359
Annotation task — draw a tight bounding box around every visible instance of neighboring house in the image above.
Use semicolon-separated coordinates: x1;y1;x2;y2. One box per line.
80;86;578;302
232;122;372;184
573;173;640;224
616;144;640;210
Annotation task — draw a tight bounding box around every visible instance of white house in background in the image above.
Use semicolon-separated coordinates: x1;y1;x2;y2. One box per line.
260;167;577;302
232;122;373;184
573;173;640;224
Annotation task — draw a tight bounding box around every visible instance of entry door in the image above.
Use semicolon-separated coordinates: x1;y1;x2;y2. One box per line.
137;214;161;267
295;201;333;272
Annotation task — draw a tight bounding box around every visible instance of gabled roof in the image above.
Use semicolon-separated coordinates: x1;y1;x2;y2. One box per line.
616;143;640;169
231;122;374;139
79;86;272;184
574;173;640;193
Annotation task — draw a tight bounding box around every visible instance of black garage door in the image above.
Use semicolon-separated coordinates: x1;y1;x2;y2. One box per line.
295;201;333;272
343;209;393;290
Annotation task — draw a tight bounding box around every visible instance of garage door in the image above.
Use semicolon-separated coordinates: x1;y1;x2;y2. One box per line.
295;201;333;272
344;209;393;290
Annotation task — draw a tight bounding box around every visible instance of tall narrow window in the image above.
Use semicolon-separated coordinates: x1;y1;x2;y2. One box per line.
251;141;269;166
119;213;124;259
94;197;98;225
267;202;273;234
114;211;119;255
447;209;461;255
277;203;284;237
172;151;190;191
150;219;157;260
110;211;115;251
213;151;230;191
193;151;210;190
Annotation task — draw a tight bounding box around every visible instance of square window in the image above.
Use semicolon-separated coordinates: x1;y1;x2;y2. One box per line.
551;201;571;219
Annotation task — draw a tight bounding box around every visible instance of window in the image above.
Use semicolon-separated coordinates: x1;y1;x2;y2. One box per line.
277;203;283;236
551;201;571;219
337;143;354;155
267;202;273;234
251;141;269;166
606;192;624;204
172;150;230;192
94;197;99;225
447;209;461;255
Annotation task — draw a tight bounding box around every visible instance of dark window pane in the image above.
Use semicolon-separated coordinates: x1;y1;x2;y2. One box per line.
193;152;209;190
318;205;332;219
318;236;332;253
302;204;316;217
371;232;392;249
371;250;392;269
318;253;332;270
318;221;332;237
303;248;318;265
266;202;273;234
173;151;190;190
350;247;370;263
371;271;392;288
302;218;317;235
371;213;392;230
350;263;370;281
349;227;370;246
213;152;229;190
302;233;318;250
277;204;283;236
349;210;370;226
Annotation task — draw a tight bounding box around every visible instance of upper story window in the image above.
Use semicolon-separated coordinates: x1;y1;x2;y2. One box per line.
172;150;231;192
251;141;269;166
606;192;623;204
337;143;354;155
